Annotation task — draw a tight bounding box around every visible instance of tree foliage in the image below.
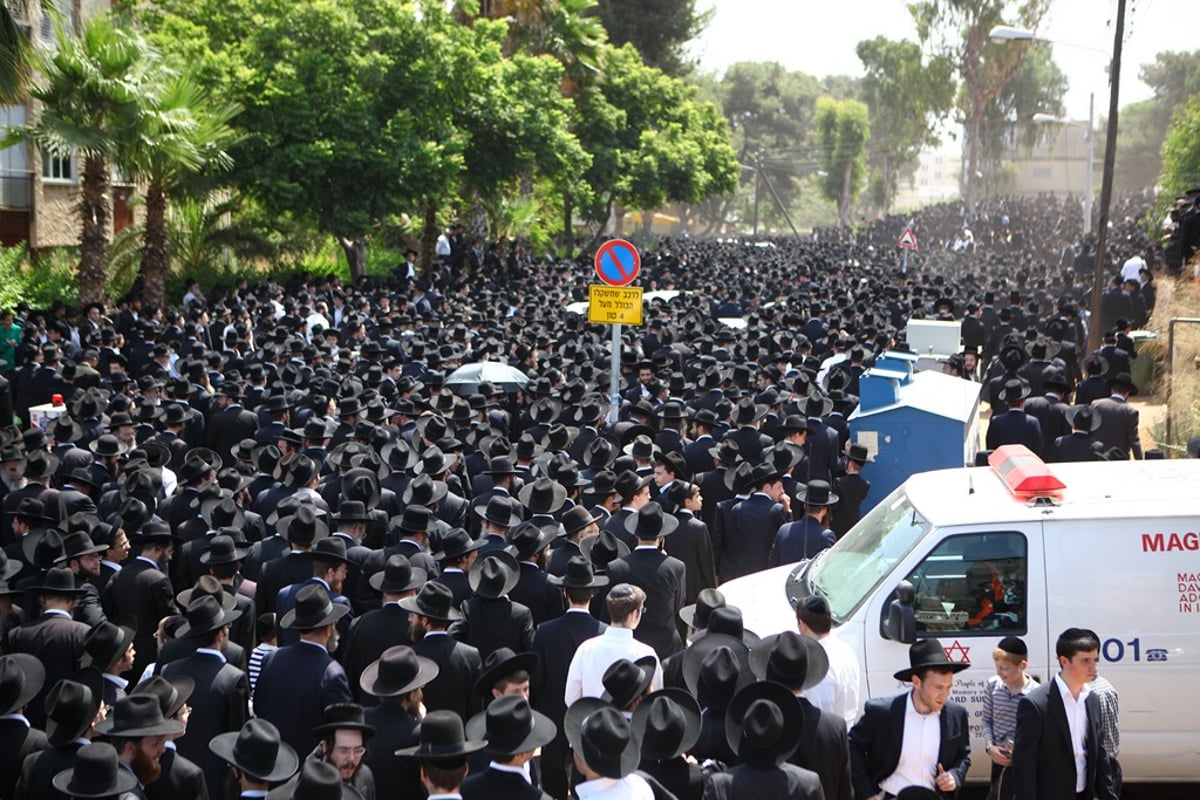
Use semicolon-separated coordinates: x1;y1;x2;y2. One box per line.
815;96;870;227
856;36;954;212
1112;50;1200;194
1159;94;1200;203
592;0;710;77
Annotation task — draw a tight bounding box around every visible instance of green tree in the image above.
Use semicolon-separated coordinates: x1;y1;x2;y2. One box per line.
1112;50;1200;193
910;0;1053;213
2;14;155;303
1159;94;1200;204
592;0;710;77
119;70;241;308
815;96;870;227
856;37;954;212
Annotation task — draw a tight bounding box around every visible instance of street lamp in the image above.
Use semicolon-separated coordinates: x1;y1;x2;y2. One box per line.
988;25;1035;42
1032;92;1095;235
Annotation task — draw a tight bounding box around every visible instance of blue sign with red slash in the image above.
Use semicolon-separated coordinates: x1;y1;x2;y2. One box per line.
594;239;641;287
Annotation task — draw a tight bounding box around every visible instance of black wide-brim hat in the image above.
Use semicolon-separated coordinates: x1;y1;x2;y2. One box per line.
394;710;487;759
547;554;608;589
280;584;352;631
679;587;725;630
1065;403;1103;433
893;637;970;682
360;646;439;699
177;575;237;611
466;695;557;756
311;702;376;740
131;674;194;721
94;693;185;738
52;742;139;799
749;632;830;693
623;501;678;540
45;668;105;747
1109;371;1139;395
0;653;45;716
632;688;702;763
468;550;521;599
397;580;463;622
209;718;300;784
432;527;487;562
517;477;568;515
601;655;658;710
724;681;804;768
682;633;753;712
28;566;88;596
474;647;540;698
580;531;630;570
564;699;640;780
795;479;839;508
368;555;427;594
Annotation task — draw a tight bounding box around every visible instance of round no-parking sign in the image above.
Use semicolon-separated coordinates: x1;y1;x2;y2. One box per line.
594;239;641;287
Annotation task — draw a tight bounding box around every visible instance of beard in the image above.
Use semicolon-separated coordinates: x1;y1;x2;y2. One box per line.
130;744;163;785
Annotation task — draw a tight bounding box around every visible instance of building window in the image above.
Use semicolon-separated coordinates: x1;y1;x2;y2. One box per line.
39;0;76;44
41;147;75;182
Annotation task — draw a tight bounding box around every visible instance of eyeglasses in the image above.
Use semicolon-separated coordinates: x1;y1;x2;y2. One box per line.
333;746;366;757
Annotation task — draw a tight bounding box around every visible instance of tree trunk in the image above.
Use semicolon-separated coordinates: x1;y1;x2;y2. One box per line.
140;180;168;308
338;236;366;283
466;194;487;243
966;111;983;215
420;199;439;272
561;190;574;260
838;163;853;227
77;154;110;305
882;156;895;215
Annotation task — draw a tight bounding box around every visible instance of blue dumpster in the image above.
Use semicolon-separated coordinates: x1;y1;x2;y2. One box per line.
848;352;982;513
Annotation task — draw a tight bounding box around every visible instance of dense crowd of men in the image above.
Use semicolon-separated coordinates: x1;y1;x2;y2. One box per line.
0;191;1175;799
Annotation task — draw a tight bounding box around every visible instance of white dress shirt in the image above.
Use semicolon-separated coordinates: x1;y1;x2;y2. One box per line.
804;632;862;724
878;693;941;795
564;626;661;706
1056;674;1091;793
575;774;654;800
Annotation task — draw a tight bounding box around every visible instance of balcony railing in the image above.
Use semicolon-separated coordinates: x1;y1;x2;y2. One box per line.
0;171;33;210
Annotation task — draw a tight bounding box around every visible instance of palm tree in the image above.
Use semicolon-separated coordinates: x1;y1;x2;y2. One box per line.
118;69;240;308
1;14;156;303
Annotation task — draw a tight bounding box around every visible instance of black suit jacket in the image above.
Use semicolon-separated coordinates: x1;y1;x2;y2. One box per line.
450;595;535;665
363;703;421;800
508;562;563;627
831;474;870;538
146;747;210;800
156;636;247;674
5;612;90;729
1091;396;1141;460
986;408;1044;457
253;641;353;758
255;552;315;616
531;610;606;735
663;511;716;606
1012;679;1116;800
412;631;483;722
0;718;48;800
788;696;851;800
241;534;289;582
101;556;177;680
163;649;249;794
1049;432;1105;463
848;693;971;800
720;493;786;582
461;766;552;800
15;740;82;800
641;758;703;800
703;762;824;800
342;603;414;706
605;548;685;659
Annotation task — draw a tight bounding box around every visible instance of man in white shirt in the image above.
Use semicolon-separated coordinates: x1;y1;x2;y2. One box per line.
564;583;661;706
797;594;861;724
1013;627;1117;800
1120;253;1146;283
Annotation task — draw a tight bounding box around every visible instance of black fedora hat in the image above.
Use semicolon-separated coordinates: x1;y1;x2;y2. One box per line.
311;702;375;740
80;620;137;672
579;531;630;572
803;392;835;419
694;605;761;649
397;580;462;622
613;470;653;503
132;520;181;546
287;455;321;489
280;583;351;631
394;709;486;759
623;501;678;540
88;434;125;458
795;479;839;507
368;554;427;594
289;760;349;800
560;504;603;537
401;474;449;507
846;443;874;465
682;634;753;712
179;593;243;638
282;505;330;546
1109;371;1139;395
473;647;540;698
547;554;608;589
199;534;250;566
177;574;236;612
725;681;804;768
632;688;702;763
779;414;812;434
601;655;657;710
1065;403;1103;433
210;718;300;784
45;669;105;746
391;505;438;539
893;637;970;682
432;527;486;562
1000;377;1031;403
131;674;194;721
94;693;185;738
506;520;558;561
52;742;138;799
28;566;87;596
465;695;557;757
468;550;521;599
53;531;108;565
749;632;829;692
730;398;768;426
586;469;618;498
360;645;439;699
297;536;354;568
679;587;724;631
0;653;45;716
517;477;568;516
581;437;616;471
564;699;640;779
473;495;523;528
331;500;371;525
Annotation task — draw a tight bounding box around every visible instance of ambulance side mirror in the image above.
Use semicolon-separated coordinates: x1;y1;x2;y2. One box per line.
883;580;917;644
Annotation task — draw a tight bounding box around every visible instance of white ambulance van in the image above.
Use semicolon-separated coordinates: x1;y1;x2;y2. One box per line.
719;446;1200;782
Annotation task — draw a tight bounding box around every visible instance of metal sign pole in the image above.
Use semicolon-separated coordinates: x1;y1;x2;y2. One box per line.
608;323;622;424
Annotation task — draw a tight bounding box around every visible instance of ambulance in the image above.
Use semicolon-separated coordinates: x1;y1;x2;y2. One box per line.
720;446;1200;782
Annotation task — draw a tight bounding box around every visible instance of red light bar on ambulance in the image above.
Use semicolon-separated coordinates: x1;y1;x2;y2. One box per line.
988;445;1066;500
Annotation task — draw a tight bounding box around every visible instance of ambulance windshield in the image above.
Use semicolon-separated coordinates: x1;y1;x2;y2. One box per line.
806;486;930;623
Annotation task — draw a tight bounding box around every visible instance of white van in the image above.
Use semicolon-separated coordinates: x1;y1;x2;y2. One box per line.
719;448;1200;782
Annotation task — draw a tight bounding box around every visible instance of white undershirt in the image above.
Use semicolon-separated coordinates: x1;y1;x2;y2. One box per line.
1056;674;1091;792
879;692;940;795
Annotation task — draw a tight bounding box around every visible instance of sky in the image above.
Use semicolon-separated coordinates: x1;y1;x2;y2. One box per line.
692;0;1192;124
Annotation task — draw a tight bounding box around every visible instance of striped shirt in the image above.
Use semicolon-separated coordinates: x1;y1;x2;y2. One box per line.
1089;675;1120;755
982;673;1035;748
247;643;277;701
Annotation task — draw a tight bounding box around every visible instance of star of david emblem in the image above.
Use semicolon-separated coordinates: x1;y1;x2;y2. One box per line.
944;640;971;664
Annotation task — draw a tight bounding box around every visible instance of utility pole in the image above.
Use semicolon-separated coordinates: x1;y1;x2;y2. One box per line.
751;152;762;237
1088;0;1125;355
